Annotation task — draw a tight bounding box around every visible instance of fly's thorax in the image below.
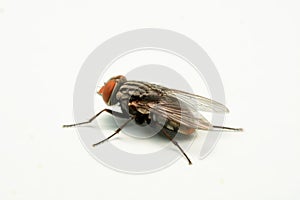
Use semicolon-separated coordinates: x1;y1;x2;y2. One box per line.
116;81;166;102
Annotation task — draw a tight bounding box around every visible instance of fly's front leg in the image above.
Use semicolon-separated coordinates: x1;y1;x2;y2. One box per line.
162;129;192;165
63;109;128;128
92;116;135;146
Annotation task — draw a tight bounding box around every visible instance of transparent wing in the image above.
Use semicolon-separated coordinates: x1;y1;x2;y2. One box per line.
124;81;228;129
132;98;212;130
166;89;229;113
152;100;211;130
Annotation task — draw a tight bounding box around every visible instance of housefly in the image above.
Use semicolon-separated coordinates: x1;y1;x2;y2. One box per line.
63;75;243;165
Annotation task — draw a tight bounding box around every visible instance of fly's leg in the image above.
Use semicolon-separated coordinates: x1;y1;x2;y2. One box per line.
212;125;243;132
162;129;192;165
92;116;135;147
63;109;128;128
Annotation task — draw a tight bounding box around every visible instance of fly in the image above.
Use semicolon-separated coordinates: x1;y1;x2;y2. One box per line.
63;75;243;165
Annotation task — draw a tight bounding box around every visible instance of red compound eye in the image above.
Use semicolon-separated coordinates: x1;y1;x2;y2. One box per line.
98;80;116;104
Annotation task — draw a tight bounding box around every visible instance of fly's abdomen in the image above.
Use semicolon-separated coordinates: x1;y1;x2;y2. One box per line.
161;118;195;135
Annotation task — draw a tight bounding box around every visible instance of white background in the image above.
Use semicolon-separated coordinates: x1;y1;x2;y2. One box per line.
1;0;300;200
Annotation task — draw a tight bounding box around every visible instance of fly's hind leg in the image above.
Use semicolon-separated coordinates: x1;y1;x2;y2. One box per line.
63;109;128;128
161;129;192;165
212;125;243;132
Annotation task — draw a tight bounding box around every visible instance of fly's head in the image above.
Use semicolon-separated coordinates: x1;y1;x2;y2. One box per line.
97;75;127;105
